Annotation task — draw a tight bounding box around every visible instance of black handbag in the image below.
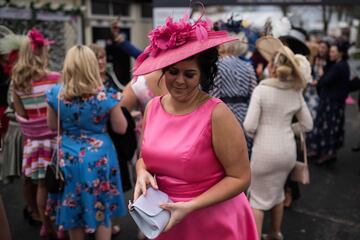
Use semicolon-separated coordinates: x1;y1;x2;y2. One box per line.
45;89;64;193
45;157;64;193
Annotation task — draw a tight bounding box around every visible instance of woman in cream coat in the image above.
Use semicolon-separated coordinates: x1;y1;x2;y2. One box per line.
244;36;313;240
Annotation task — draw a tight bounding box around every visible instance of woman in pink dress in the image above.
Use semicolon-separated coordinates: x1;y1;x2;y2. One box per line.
131;13;258;240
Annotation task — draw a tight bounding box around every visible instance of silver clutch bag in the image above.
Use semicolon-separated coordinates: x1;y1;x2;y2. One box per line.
129;187;172;239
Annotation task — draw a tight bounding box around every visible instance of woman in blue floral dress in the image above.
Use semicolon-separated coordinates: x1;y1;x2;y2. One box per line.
46;45;127;240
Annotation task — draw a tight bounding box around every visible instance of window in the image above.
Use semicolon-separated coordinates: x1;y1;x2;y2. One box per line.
113;2;130;16
91;0;130;16
141;3;153;18
91;0;110;15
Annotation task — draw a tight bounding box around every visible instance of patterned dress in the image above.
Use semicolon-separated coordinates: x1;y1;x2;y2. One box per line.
46;84;126;231
16;72;59;180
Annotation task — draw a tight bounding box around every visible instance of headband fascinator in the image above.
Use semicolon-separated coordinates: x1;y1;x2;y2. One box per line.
221;14;250;34
27;28;54;52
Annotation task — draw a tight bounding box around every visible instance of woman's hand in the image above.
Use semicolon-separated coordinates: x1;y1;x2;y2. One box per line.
133;168;158;201
160;201;194;232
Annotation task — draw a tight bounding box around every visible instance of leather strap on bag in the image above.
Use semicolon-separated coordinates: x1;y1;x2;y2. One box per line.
300;131;308;166
56;88;63;181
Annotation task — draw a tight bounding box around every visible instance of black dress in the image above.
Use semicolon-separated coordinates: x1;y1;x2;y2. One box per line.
308;60;350;155
104;73;137;191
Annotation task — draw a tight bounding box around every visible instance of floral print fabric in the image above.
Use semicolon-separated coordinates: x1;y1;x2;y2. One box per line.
46;84;126;231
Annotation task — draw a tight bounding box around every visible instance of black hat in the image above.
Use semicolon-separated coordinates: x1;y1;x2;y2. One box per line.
279;27;310;56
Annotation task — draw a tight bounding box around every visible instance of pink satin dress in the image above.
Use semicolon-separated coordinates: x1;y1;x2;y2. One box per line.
142;96;258;240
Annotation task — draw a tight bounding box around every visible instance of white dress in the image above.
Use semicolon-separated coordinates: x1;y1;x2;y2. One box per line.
244;78;313;210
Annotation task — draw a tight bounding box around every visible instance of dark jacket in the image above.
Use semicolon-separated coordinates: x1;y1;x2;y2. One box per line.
0;67;9;107
317;60;350;102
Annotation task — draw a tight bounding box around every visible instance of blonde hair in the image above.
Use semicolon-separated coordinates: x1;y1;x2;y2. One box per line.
221;32;248;56
88;43;105;59
12;38;49;93
272;51;305;90
61;45;103;99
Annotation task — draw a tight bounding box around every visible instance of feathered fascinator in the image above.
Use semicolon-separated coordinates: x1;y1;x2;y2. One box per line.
27;28;54;52
263;17;291;38
133;9;237;76
0;34;27;55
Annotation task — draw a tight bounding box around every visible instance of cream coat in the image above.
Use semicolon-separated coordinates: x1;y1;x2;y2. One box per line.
244;78;313;210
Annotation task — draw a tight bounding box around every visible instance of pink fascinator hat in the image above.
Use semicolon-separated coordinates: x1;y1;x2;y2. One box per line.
133;12;237;76
27;28;54;52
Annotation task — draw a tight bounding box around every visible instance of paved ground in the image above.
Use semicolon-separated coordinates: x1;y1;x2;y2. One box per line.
1;96;360;240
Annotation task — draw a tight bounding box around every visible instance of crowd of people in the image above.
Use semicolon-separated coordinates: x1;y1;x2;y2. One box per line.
0;8;359;240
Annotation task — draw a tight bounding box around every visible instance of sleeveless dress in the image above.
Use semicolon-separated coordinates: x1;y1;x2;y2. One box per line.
16;72;59;180
46;84;126;231
141;96;258;240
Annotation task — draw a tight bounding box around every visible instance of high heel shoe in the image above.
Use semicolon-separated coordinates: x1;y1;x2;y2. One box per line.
23;206;41;226
40;225;61;239
56;228;65;240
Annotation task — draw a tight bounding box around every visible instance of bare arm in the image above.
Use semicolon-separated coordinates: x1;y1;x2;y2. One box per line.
110;103;128;134
133;99;158;200
119;82;139;112
12;91;27;118
189;103;250;210
46;105;57;131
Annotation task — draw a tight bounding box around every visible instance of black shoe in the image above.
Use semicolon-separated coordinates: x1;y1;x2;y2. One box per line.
352;144;360;152
23;206;41;226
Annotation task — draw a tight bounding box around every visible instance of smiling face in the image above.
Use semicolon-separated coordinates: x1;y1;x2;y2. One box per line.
329;45;340;62
164;59;201;102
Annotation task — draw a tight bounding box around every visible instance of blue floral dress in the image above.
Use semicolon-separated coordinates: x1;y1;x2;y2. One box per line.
46;84;126;232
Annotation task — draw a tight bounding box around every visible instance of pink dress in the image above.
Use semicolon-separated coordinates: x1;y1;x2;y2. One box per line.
142;96;258;240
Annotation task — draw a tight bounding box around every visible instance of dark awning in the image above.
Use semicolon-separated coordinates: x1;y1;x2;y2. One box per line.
153;0;356;7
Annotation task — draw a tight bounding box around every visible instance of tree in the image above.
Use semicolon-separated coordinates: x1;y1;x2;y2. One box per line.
322;5;333;34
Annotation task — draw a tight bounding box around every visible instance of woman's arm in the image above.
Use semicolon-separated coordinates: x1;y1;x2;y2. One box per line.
12;90;27;118
292;94;313;135
119;81;139;112
193;103;250;207
317;63;340;88
46;105;58;131
243;87;261;138
161;103;251;231
115;40;142;59
110;103;128;134
133;99;158;200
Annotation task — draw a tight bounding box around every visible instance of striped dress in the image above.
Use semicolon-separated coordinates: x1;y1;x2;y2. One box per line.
210;56;257;122
17;72;60;180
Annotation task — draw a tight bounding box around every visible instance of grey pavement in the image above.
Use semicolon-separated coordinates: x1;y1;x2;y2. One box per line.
1;99;360;240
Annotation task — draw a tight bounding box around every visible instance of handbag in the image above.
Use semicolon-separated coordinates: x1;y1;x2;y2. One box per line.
45;88;64;193
129;187;173;239
290;131;310;184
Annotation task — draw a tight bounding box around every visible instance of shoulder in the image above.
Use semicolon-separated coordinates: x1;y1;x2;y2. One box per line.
46;71;61;81
338;60;350;71
211;100;233;122
49;83;61;93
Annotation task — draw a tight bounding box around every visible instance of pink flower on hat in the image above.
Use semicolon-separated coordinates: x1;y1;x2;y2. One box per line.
134;13;213;70
27;28;54;52
149;14;193;56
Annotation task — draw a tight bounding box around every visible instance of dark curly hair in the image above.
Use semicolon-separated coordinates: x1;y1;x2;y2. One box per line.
162;47;219;93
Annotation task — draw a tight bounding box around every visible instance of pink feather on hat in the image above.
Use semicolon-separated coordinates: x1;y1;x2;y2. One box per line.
133;12;237;76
